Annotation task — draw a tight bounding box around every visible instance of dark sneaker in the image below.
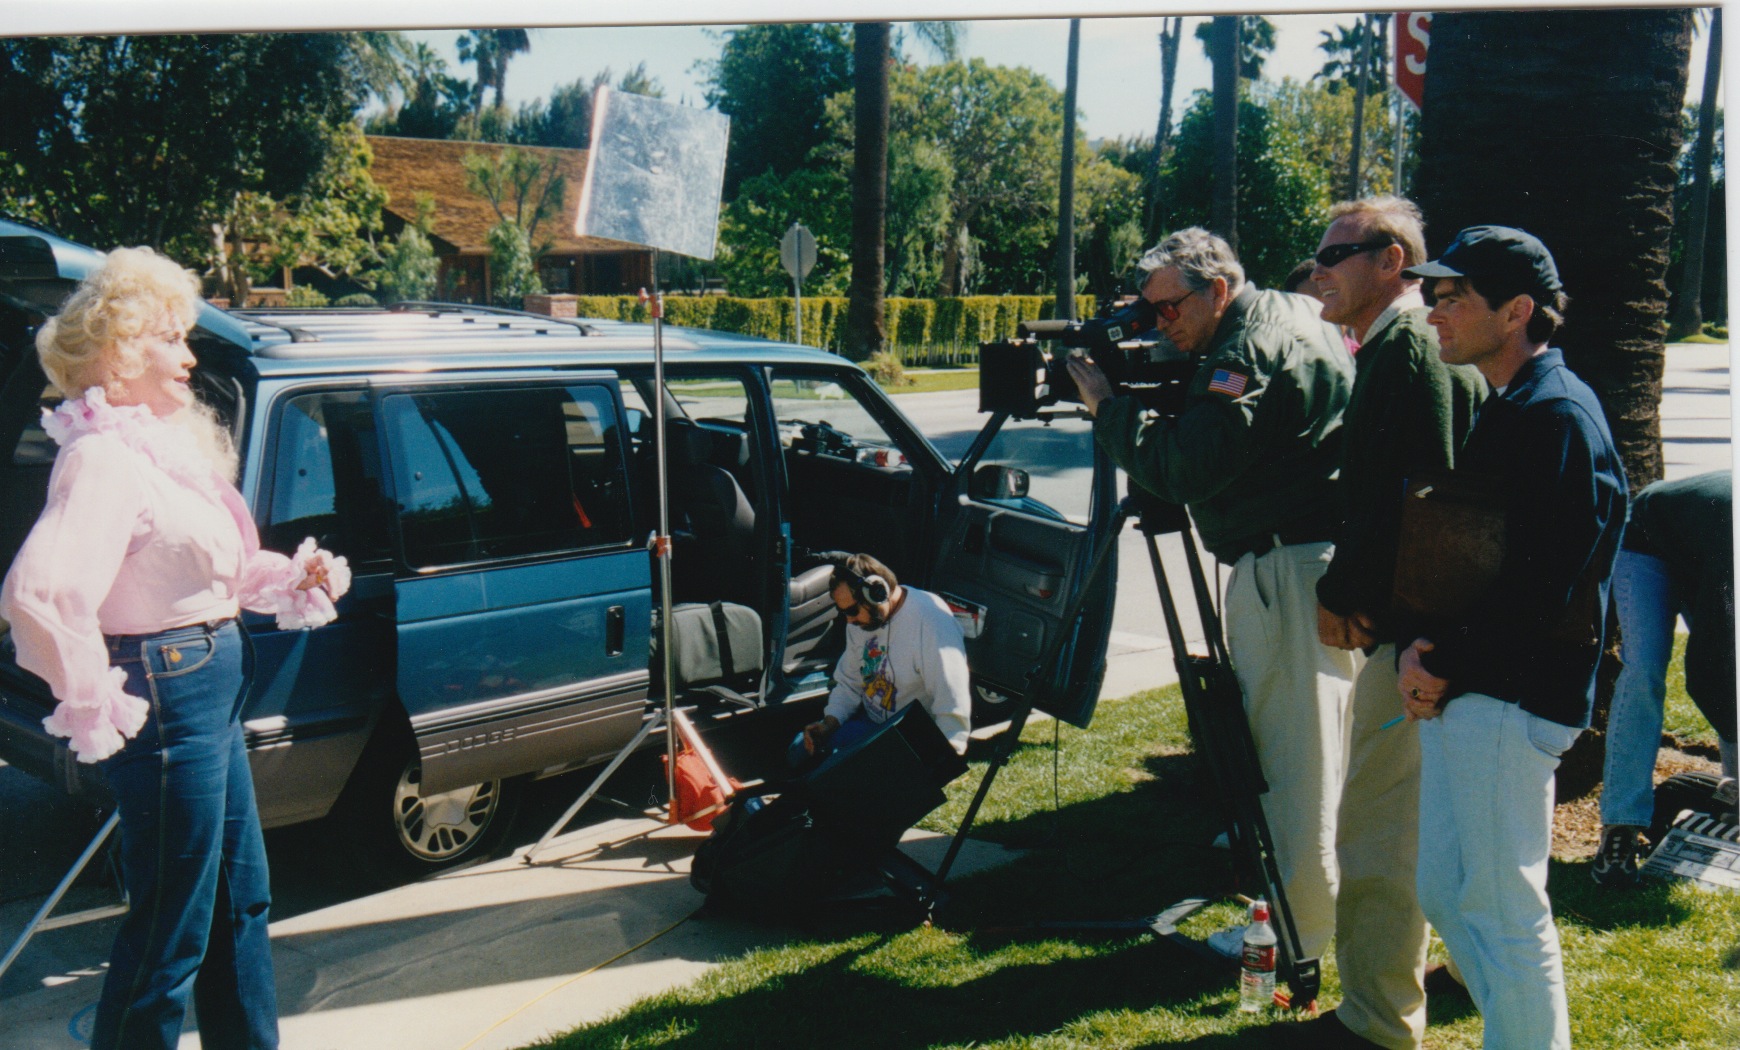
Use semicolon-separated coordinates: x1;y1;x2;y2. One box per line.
1592;824;1645;888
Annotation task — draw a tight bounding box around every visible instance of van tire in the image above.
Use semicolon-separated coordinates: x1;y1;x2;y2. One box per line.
332;717;524;886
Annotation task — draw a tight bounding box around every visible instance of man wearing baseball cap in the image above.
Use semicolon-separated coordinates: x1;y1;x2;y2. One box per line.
1395;226;1626;1049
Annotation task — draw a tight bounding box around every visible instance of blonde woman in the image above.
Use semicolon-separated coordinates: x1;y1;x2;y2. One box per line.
0;247;348;1050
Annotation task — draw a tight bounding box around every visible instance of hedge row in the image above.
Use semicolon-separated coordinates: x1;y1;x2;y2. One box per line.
572;294;1097;365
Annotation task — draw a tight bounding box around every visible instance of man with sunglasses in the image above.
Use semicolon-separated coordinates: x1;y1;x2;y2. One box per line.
1289;198;1488;1050
1066;227;1355;973
794;553;971;768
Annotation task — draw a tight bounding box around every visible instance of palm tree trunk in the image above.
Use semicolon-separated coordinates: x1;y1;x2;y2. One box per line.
1209;15;1239;250
845;22;891;362
1416;8;1691;493
1349;14;1373;199
1146;17;1183;241
1668;9;1722;340
1414;8;1694;800
1056;20;1080;321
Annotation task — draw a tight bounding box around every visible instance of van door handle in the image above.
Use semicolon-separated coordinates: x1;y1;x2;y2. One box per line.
606;605;625;656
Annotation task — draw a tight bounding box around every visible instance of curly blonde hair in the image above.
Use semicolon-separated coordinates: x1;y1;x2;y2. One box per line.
36;246;203;401
37;247;236;478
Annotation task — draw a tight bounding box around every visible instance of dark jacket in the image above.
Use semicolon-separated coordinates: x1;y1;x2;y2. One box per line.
1092;285;1353;562
1415;348;1627;728
1316;307;1487;640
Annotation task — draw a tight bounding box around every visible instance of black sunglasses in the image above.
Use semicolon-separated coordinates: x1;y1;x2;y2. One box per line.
1315;239;1395;269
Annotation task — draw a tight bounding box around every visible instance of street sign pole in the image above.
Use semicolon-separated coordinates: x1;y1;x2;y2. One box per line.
780;222;818;347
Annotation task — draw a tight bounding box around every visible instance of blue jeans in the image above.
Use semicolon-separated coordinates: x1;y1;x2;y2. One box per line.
1418;694;1580;1050
92;620;278;1050
786;711;878;773
1600;551;1681;828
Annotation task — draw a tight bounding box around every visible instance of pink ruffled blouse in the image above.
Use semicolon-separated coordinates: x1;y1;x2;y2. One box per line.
0;389;350;762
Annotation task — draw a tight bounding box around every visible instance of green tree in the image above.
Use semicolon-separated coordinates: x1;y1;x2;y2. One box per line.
377;194;441;304
485;218;540;306
211;123;389;306
461;147;565;254
698;23;853;199
896;59;1066;295
366;41;472;140
1317;13;1392;198
0;34;369;262
1154;88;1337;288
716;167;850;297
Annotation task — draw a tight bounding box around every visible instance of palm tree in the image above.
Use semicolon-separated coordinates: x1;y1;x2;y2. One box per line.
1416;9;1691;492
1414;9;1693;797
1318;15;1393;200
1668;9;1723;340
845;21;962;362
1145;17;1184;241
458;29;532;115
1055;20;1081;321
1209;16;1239;248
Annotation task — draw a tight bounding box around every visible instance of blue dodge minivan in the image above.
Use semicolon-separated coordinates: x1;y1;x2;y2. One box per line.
0;217;1119;879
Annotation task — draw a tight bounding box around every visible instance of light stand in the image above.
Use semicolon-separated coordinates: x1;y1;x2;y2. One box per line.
525;252;692;864
0;811;128;982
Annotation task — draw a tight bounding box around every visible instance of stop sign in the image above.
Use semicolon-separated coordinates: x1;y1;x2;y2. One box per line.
1396;13;1432;110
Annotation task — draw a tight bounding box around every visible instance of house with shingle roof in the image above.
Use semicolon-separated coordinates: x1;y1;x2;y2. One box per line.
366;135;653;302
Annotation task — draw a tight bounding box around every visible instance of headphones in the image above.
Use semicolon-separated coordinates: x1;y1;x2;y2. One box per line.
830;555;892;606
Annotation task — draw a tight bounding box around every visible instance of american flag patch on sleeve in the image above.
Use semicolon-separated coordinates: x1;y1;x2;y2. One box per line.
1206;368;1250;398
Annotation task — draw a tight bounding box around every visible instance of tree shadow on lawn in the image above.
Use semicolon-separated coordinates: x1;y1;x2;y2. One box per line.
551;932;1240;1050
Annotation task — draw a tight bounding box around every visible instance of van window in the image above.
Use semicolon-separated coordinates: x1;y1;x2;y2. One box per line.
384;384;631;569
264;390;391;568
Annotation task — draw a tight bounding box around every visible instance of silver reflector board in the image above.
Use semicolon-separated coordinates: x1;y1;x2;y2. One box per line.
576;86;730;260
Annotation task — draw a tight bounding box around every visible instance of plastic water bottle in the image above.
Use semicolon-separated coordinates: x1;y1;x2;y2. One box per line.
1238;899;1278;1012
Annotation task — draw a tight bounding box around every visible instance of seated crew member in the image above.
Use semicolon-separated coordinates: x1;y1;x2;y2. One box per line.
794;553;972;766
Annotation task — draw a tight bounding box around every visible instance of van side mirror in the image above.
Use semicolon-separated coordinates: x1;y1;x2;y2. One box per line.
970;463;1030;501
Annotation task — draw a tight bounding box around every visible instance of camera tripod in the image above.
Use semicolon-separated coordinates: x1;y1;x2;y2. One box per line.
931;488;1321;1011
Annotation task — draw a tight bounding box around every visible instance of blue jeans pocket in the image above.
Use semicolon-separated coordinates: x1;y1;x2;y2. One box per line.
144;633;218;680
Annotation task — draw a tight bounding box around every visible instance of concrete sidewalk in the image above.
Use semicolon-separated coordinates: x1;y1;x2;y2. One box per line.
4;817;1024;1050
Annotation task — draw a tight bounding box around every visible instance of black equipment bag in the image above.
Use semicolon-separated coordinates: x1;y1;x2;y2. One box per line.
691;704;968;916
690;786;843;913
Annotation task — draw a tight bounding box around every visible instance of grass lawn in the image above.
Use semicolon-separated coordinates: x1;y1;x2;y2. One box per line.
528;680;1738;1050
877;368;981;395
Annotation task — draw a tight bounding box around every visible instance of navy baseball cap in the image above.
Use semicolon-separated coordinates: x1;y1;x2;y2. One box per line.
1404;225;1563;301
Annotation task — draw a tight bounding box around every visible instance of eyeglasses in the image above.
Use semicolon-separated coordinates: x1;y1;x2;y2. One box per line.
837;600;865;619
1148;286;1201;322
1314;239;1394;269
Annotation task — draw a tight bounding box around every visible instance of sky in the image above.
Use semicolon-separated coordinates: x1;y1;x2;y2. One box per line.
400;13;1714;146
6;3;1717;149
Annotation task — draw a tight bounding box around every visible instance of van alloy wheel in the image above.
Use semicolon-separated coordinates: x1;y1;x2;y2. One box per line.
392;762;503;862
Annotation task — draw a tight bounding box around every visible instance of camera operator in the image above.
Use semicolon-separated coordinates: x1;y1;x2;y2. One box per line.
1066;227;1356;965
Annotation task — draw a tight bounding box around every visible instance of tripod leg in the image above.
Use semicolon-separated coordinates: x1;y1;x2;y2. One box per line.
934;498;1136;886
0;811;124;982
523;710;665;865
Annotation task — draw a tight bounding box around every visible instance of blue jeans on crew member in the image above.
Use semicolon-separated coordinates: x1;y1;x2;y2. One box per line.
92;620;278;1050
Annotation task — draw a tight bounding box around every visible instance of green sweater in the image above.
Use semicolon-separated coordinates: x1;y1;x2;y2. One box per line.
1314;306;1487;638
1092;285;1353;562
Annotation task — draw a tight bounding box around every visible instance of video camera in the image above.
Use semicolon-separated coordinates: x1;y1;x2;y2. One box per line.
980;296;1196;418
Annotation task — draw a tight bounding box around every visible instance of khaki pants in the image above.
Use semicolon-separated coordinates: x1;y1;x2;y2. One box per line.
1223;541;1356;961
1334;646;1431;1049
